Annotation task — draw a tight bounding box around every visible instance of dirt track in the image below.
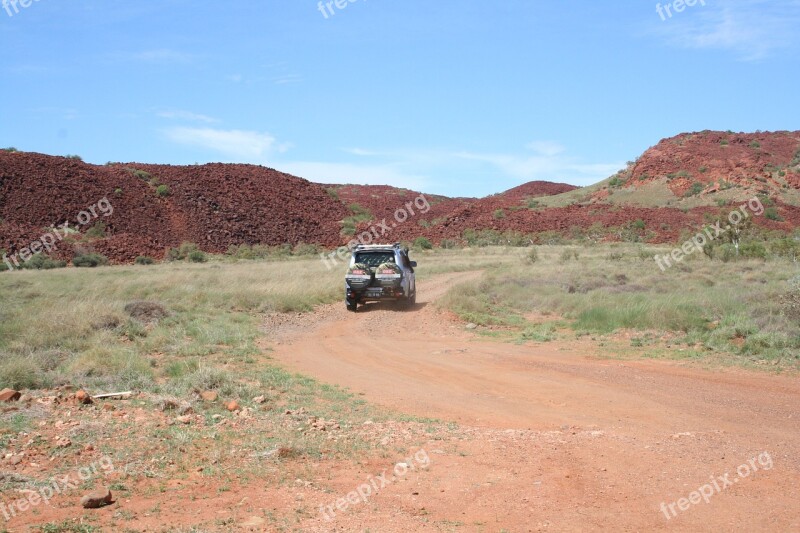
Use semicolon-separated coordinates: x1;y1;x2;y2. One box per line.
270;271;800;531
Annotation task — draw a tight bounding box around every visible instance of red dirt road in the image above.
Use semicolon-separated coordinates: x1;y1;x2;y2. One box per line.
270;272;800;531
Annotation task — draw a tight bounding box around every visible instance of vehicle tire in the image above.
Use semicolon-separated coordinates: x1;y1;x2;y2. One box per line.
402;291;416;310
346;296;358;312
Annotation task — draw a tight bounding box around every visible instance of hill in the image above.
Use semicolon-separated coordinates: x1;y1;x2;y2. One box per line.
2;130;800;264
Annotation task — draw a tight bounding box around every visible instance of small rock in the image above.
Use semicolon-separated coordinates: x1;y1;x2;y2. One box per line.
80;488;113;509
178;402;194;415
56;437;72;448
226;401;240;412
176;415;192;425
212;414;223;420
252;395;266;404
9;455;23;465
465;323;478;330
200;391;218;402
75;390;93;404
83;444;94;452
18;394;32;404
0;389;21;402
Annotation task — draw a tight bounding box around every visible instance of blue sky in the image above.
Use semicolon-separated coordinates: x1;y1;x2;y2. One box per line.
1;0;798;197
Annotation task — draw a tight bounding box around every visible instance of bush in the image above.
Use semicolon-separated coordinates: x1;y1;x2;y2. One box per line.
126;168;151;181
750;141;761;149
608;177;624;187
439;239;458;250
493;209;506;219
72;253;109;268
293;243;320;256
134;256;155;265
764;207;783;221
633;219;646;230
2;147;18;152
187;250;207;263
20;254;67;270
0;357;43;390
85;221;107;238
413;237;433;250
526;247;539;263
65;154;83;161
166;242;200;261
156;184;171;197
684;182;705;197
739;241;767;260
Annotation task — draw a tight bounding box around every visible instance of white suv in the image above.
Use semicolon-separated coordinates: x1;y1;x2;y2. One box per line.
344;243;417;312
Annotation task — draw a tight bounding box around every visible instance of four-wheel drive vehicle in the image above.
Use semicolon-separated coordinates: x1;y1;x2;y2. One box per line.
344;243;417;312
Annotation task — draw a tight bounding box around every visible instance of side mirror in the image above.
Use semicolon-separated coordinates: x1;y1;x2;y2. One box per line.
410;261;417;267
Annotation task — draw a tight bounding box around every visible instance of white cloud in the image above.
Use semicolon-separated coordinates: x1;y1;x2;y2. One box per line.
526;141;566;156
157;110;218;123
650;0;800;60
164;127;289;159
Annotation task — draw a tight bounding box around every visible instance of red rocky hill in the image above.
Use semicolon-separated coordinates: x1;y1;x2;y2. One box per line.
2;130;799;264
0;151;346;263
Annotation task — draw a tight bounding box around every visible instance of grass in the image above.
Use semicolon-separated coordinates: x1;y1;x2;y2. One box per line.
437;245;800;368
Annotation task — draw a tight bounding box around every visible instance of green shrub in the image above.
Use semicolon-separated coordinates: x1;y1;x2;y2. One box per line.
764;207;783;221
720;139;729;146
134;256;155;265
187;250;207;263
293;243;320;256
439;239;458;250
608;177;624;187
750;141;761;149
20;254;67;270
73;253;109;267
156;184;171;197
684;182;705;197
166;242;200;261
633;219;646;230
126;168;151;181
0;357;43;390
65;154;83;161
114;188;123;197
2;147;18;152
493;209;506;219
85;221;107;238
739;241;767;260
413;236;433;250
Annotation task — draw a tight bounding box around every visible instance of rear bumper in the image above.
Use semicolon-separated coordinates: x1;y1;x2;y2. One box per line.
347;286;406;302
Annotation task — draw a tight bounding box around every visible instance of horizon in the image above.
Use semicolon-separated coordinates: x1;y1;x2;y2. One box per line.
1;1;799;197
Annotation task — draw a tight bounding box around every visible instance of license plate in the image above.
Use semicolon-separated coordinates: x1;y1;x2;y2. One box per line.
366;290;382;298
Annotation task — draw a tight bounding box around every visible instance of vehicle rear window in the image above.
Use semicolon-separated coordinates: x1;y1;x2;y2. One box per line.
355;252;395;267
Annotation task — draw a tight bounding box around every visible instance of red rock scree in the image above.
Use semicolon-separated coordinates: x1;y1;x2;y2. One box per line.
0;152;347;263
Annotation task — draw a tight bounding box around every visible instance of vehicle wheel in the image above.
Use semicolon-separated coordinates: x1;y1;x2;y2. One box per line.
346;297;358;312
402;291;416;310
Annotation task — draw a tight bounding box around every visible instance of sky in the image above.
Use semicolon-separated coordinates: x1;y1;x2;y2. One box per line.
1;0;799;197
